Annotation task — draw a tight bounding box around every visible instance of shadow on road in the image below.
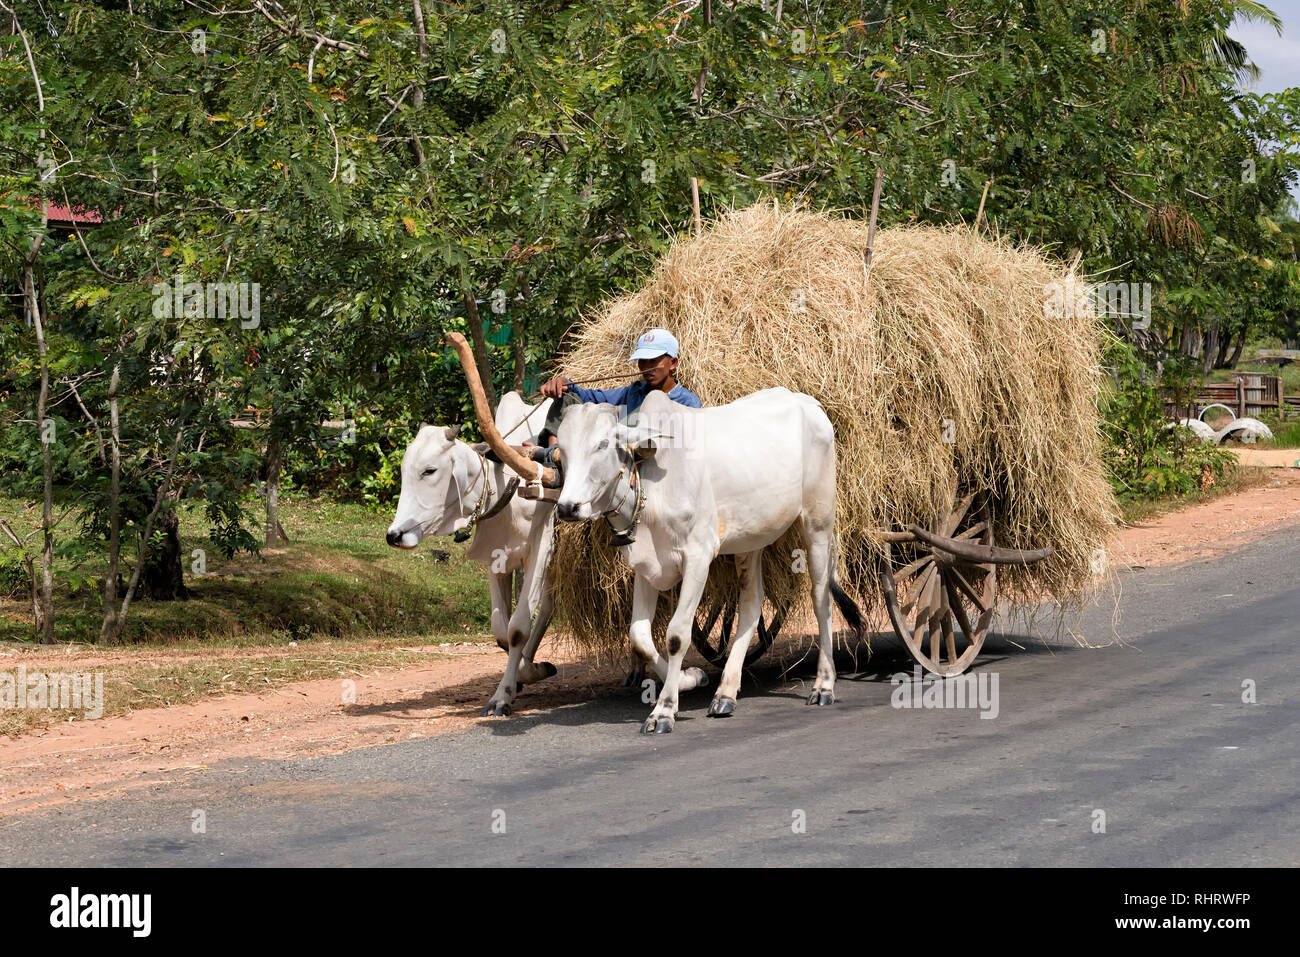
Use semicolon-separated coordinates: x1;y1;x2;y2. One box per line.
393;626;1075;736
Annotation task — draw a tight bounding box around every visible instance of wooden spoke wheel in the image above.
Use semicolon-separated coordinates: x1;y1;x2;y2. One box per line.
881;482;997;677
691;597;785;670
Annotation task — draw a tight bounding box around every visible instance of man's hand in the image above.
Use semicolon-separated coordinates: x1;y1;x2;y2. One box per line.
539;375;571;399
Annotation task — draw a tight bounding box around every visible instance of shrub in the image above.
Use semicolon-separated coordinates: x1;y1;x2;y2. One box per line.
1102;339;1235;502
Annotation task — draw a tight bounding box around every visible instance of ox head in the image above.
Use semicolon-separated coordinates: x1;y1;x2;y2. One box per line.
554;405;664;523
386;425;478;548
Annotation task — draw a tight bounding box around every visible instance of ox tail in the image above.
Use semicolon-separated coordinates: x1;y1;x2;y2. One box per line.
827;534;867;642
830;578;866;642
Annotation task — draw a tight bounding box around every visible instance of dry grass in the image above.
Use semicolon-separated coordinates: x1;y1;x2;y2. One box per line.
0;643;453;737
550;203;1119;660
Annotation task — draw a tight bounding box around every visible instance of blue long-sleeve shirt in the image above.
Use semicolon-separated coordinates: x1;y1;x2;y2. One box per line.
567;379;702;413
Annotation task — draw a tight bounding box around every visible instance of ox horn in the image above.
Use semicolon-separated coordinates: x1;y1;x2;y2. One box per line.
444;332;559;488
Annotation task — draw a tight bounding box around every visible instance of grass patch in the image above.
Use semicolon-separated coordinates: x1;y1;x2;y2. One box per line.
1259;419;1300;448
0;495;492;645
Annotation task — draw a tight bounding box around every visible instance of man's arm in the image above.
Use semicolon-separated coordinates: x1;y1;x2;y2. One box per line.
538;375;631;406
568;383;632;405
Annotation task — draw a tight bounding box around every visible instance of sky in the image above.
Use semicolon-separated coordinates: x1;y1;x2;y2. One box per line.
1231;0;1300;202
1230;0;1300;97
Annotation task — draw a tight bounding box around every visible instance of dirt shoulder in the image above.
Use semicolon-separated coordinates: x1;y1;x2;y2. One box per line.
1114;465;1300;568
1232;447;1300;469
0;642;613;818
4;468;1300;818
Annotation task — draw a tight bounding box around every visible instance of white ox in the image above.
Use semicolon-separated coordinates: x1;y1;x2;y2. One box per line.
386;391;558;716
554;387;862;733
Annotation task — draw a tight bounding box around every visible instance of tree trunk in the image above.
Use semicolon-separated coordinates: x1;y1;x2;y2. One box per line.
139;508;187;601
409;2;428;166
692;0;712;101
13;15;52;641
412;0;427;110
1228;320;1249;369
105;423;185;641
264;425;287;547
100;361;123;640
24;234;55;643
1201;324;1218;375
461;289;498;415
22;554;40;634
1214;328;1232;369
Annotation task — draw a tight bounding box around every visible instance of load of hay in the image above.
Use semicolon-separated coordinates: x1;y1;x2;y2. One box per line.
549;203;1117;662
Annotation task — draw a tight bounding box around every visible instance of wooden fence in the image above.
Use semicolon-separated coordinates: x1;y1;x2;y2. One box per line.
1165;373;1293;421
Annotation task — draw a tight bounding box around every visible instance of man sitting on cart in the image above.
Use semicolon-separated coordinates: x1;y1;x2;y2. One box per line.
524;328;701;542
532;327;702;450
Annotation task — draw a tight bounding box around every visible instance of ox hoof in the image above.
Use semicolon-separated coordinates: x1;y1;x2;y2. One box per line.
707;696;736;717
482;700;512;717
640;716;673;734
806;691;835;707
515;682;523;692
537;662;558;680
686;667;709;690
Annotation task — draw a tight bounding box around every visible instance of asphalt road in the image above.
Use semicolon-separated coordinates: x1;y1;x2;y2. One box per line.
3;525;1297;867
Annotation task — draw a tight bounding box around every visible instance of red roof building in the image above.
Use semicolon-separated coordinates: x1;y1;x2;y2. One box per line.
43;201;103;229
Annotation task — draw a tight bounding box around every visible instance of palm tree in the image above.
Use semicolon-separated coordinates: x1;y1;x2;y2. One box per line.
1208;0;1283;84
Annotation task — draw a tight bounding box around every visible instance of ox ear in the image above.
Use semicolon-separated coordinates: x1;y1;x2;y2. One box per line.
614;423;666;460
444;425;461;441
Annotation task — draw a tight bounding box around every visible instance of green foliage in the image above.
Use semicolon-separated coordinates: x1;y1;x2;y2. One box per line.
3;0;1300;642
286;409;406;506
1260;418;1300;448
0;553;28;600
0;494;492;644
1102;339;1236;502
357;441;406;509
1131;442;1237;499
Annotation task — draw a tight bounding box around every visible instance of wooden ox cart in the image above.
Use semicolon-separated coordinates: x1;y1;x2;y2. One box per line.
690;478;1052;679
449;331;1053;681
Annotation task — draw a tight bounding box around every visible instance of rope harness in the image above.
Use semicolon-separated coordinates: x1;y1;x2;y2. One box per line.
451;433;646;544
452;449;520;543
566;444;646;544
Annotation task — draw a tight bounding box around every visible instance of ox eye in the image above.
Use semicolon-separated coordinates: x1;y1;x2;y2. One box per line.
596;439;609;451
422;467;437;477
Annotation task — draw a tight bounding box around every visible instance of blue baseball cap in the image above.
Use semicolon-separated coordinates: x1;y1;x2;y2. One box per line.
628;328;679;361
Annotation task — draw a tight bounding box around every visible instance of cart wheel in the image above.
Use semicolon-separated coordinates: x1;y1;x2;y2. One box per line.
880;480;997;677
691;597;784;670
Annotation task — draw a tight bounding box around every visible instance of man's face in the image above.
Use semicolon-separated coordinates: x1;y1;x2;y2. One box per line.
638;354;677;389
